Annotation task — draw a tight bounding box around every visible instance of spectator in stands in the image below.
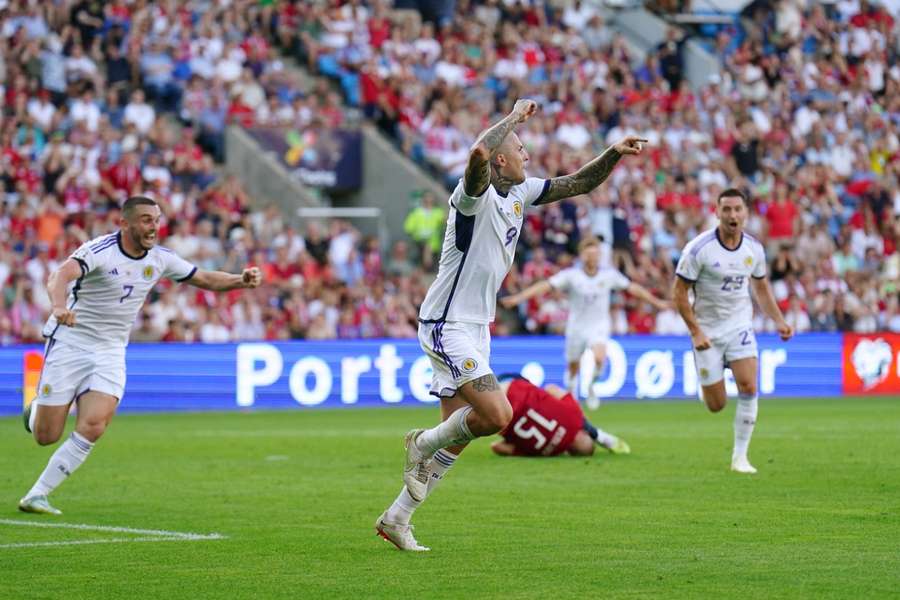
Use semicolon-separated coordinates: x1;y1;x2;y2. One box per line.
403;191;445;271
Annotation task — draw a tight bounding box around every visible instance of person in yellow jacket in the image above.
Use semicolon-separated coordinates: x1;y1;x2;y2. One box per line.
404;191;446;271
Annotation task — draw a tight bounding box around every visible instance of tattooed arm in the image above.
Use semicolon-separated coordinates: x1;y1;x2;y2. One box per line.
463;99;538;198
535;136;648;205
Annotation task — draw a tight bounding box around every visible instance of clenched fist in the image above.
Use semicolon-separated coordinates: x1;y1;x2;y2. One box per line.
53;306;76;327
511;99;538;123
242;267;262;288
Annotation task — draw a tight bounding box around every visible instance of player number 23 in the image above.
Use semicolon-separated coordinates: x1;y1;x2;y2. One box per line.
513;409;558;451
721;275;745;291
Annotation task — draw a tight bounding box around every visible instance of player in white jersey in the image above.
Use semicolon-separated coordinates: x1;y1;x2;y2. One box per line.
501;236;668;411
375;97;648;551
673;188;792;475
18;196;262;515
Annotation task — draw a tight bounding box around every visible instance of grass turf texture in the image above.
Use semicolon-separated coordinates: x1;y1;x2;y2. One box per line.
1;397;898;599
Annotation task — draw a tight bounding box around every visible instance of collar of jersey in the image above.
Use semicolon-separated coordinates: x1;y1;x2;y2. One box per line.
117;231;148;260
715;228;743;252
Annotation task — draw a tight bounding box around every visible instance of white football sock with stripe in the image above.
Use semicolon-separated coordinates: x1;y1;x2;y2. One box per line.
415;407;474;457
26;431;94;498
386;449;458;525
733;393;758;461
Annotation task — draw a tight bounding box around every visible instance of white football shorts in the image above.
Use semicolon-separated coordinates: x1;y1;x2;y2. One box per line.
564;327;610;363
34;338;126;406
694;326;758;387
417;321;493;399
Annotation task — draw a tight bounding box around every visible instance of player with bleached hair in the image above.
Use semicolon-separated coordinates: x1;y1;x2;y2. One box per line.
673;188;792;474
375;97;647;551
19;196;263;515
501;236;669;411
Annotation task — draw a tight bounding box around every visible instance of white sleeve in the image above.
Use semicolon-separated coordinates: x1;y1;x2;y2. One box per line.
450;179;490;216
751;243;767;279
676;245;701;282
610;269;631;290
161;249;197;282
548;268;572;292
522;176;551;207
70;242;98;276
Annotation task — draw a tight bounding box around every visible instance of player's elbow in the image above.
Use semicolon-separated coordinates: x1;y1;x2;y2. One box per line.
469;143;490;164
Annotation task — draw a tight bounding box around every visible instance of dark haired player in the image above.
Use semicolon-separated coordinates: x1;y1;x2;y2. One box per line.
673;188;792;474
19;196;263;515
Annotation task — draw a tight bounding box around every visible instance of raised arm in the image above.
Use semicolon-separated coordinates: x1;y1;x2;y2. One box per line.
536;136;648;205
46;259;84;327
626;282;670;312
750;276;793;341
672;276;710;350
463;99;538;197
500;280;554;309
185;267;262;292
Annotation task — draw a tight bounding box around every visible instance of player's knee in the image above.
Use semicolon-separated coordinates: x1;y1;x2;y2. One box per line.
736;381;757;397
34;429;61;446
707;397;726;412
76;419;108;443
705;390;726;411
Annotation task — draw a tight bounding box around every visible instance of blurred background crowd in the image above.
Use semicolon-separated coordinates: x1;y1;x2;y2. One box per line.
1;0;899;345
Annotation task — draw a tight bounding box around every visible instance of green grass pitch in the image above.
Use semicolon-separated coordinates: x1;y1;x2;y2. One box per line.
1;397;899;599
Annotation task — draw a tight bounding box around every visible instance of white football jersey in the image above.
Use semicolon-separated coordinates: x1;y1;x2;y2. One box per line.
42;232;197;352
676;228;766;339
549;265;631;335
419;177;549;324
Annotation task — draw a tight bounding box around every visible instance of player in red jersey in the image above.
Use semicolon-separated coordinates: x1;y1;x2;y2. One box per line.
491;375;630;457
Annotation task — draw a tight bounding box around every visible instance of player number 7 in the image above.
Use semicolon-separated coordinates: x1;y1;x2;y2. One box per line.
120;284;134;303
512;409;559;451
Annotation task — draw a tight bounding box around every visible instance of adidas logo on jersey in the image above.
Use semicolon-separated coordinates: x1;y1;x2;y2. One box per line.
108;268;119;276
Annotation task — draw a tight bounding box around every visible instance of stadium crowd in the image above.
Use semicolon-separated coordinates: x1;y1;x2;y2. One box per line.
297;0;900;336
0;0;429;345
1;0;899;345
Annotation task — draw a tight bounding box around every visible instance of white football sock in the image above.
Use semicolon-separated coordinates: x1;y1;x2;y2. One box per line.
26;431;94;498
415;407;474;457
386;449;458;525
592;427;617;449
584;362;596;386
733;393;758;460
564;371;578;400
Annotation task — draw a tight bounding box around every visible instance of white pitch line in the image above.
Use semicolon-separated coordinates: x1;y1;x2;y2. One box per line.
0;537;198;549
0;519;225;541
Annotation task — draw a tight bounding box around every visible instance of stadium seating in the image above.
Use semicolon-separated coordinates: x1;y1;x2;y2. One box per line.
297;0;900;336
0;0;898;346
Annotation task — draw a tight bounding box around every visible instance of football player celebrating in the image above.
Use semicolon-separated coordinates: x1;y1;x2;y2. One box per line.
673;188;792;474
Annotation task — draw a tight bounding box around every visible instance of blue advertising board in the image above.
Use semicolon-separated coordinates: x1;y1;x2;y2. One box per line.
0;334;842;416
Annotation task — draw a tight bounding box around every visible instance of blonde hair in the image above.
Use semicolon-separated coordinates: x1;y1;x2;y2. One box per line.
578;237;601;254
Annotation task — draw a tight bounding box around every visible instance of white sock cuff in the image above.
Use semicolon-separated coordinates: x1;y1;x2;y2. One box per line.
448;406;474;445
738;393;758;401
433;449;458;468
69;432;94;455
